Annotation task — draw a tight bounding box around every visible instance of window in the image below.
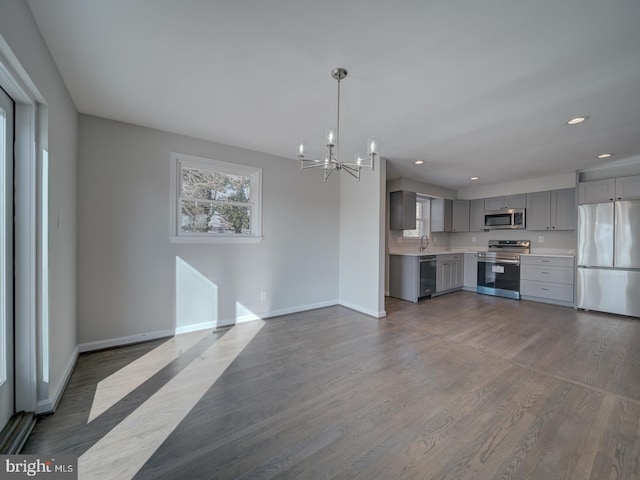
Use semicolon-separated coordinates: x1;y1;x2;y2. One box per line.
403;197;431;238
170;153;262;243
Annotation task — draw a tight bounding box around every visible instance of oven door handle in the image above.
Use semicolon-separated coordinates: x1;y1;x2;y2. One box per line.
477;258;521;265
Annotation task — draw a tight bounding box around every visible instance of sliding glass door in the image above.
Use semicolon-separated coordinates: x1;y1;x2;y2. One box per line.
0;86;14;430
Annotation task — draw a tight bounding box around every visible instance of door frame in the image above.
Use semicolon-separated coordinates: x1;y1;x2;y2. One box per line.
0;41;44;413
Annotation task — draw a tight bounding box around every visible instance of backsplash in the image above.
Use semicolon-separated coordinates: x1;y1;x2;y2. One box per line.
388;228;575;254
449;230;576;254
387;229;450;252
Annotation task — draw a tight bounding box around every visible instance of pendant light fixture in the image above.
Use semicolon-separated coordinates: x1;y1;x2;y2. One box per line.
297;68;377;182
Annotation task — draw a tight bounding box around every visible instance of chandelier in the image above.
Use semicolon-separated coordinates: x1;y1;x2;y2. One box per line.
297;68;378;182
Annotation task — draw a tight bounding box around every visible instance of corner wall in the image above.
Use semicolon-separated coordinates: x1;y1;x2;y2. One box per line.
338;158;386;317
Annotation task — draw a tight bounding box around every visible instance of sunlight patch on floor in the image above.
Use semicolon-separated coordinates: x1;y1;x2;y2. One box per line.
87;329;212;423
78;319;264;480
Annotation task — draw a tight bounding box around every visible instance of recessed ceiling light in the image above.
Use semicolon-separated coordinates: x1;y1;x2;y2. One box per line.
597;153;613;159
414;160;424;165
470;176;479;181
566;116;589;125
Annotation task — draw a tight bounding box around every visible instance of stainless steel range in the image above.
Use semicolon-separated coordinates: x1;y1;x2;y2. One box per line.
477;240;530;300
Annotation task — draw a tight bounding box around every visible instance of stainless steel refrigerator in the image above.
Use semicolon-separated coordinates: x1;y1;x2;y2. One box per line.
576;200;640;317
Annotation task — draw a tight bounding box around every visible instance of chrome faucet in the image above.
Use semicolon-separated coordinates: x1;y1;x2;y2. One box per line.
419;235;430;252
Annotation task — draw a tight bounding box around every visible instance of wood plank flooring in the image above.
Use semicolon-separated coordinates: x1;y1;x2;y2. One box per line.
23;292;640;479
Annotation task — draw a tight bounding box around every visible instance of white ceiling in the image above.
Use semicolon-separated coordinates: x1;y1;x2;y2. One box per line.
27;0;640;189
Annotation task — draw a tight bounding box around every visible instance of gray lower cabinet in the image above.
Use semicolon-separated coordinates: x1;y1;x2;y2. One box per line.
436;254;464;294
389;255;436;302
389;255;419;302
463;252;477;291
520;255;574;306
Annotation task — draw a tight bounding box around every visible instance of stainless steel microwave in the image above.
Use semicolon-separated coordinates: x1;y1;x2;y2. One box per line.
483;208;526;230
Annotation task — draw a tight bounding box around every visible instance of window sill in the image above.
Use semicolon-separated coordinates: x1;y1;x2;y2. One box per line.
169;235;263;245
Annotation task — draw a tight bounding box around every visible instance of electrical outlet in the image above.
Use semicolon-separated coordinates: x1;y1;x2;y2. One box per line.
260;291;267;301
471;236;476;243
538;236;544;243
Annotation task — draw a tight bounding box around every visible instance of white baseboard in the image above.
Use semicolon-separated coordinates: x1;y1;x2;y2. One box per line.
77;328;177;353
262;300;339;319
77;300;341;353
36;345;79;414
338;300;386;318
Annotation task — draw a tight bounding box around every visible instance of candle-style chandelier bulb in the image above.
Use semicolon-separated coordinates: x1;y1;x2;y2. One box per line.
367;137;378;155
326;128;336;147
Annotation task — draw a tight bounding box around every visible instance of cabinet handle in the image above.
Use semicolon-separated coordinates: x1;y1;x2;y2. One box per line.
541;288;550;291
541;271;550;274
546;226;549;230
552;226;556;229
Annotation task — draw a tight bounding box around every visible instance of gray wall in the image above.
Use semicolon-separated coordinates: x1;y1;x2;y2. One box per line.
338;157;386;317
77;115;340;343
0;0;78;407
387;177;457;200
457;173;575;199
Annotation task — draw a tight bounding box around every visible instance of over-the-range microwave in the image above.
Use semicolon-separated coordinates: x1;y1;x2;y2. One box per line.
483;208;526;230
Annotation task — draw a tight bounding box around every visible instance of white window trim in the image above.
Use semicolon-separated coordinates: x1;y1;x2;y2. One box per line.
169;152;263;244
403;197;431;239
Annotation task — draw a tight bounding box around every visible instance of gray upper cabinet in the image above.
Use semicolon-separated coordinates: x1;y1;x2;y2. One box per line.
526;188;575;230
469;199;485;232
390;190;416;230
615;175;640;200
431;198;452;232
551;188;576;230
578;178;615;204
578;175;640;203
484;196;504;210
526;191;551;230
451;200;470;232
484;194;526;210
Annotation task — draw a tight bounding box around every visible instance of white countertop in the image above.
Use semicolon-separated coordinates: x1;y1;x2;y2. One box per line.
389;248;575;257
522;252;575;258
388;249;482;256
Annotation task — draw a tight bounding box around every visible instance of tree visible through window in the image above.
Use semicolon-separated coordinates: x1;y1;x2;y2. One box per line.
181;167;252;234
171;153;262;241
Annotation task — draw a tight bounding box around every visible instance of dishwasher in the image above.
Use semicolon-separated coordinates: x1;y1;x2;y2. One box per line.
419;255;437;298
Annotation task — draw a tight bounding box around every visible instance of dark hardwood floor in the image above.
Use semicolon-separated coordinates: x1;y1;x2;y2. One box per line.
23;292;640;479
